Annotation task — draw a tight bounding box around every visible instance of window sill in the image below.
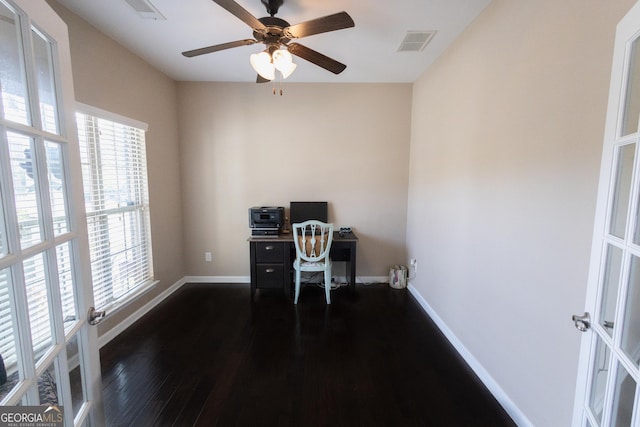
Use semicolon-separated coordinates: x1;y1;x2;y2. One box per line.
99;280;159;319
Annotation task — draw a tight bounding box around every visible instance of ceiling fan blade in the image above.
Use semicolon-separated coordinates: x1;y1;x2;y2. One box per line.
287;43;347;74
182;39;257;57
256;74;270;83
212;0;267;31
284;12;354;39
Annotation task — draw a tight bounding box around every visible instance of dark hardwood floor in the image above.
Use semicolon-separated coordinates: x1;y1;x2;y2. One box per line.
99;283;515;426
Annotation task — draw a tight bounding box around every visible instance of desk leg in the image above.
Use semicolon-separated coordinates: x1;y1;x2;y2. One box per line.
349;242;356;292
284;243;292;299
249;243;256;300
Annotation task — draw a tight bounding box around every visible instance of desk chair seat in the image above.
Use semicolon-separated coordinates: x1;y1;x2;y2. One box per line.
292;220;334;304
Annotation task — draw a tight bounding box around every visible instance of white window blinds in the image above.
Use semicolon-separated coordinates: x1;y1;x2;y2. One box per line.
76;111;153;311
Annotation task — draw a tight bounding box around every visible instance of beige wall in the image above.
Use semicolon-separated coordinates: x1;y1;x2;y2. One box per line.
178;82;412;279
406;0;636;425
47;1;184;332
46;0;410;332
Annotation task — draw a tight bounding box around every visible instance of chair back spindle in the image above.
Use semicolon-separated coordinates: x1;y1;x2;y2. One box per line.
292;220;334;304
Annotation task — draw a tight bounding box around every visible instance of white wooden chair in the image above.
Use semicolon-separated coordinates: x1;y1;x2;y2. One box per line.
292;220;334;304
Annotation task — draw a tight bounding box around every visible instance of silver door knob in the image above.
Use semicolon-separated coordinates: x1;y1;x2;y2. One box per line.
603;320;614;329
572;312;590;332
88;306;106;325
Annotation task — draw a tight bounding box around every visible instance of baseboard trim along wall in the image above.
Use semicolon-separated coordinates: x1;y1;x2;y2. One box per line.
183;276;250;283
406;283;533;427
182;276;389;284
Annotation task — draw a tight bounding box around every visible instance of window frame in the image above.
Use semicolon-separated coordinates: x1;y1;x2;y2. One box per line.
75;102;155;314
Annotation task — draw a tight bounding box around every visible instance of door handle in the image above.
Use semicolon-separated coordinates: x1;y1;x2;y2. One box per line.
572;312;590;332
88;306;106;325
603;320;614;329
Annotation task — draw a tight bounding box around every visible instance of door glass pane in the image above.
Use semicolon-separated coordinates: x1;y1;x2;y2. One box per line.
0;0;30;126
633;166;640;244
610;362;637;426
622;36;640;137
0;268;18;403
31;27;59;135
0;178;7;258
24;253;52;364
588;335;610;425
56;242;77;334
38;361;59;406
8;132;43;249
67;336;85;418
599;244;622;336
621;254;640;367
46;141;69;236
610;143;636;238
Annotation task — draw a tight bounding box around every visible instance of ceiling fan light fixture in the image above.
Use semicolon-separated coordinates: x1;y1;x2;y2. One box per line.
279;61;297;79
272;49;292;68
183;1;354;82
250;51;275;80
272;49;296;79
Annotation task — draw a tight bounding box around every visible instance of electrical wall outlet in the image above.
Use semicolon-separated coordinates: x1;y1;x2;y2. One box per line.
410;258;417;273
205;252;212;262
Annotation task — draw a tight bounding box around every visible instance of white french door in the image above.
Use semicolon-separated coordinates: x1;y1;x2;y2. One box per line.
573;1;640;426
0;1;104;426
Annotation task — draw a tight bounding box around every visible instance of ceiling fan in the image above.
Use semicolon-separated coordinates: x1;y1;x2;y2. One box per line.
182;0;355;82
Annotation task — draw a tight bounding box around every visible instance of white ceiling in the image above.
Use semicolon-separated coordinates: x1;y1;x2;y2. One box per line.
54;0;492;83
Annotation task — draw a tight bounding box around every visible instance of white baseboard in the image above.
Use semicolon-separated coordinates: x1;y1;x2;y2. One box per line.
335;275;388;285
358;276;389;284
183;276;250;283
407;283;533;427
181;275;390;285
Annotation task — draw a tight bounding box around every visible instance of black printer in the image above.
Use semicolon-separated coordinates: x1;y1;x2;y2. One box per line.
248;206;284;236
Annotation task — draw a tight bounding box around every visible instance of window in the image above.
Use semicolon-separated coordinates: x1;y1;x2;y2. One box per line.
76;107;153;311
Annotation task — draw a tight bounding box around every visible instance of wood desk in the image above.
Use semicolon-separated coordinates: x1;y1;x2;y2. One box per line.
248;231;358;299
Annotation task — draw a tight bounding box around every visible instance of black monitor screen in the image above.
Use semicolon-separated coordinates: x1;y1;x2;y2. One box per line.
289;201;328;225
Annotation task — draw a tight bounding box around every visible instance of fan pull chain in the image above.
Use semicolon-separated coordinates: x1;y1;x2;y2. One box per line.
272;83;284;96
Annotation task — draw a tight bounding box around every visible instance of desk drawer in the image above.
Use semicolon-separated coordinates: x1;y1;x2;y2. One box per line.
330;247;350;262
256;264;284;288
255;242;284;263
